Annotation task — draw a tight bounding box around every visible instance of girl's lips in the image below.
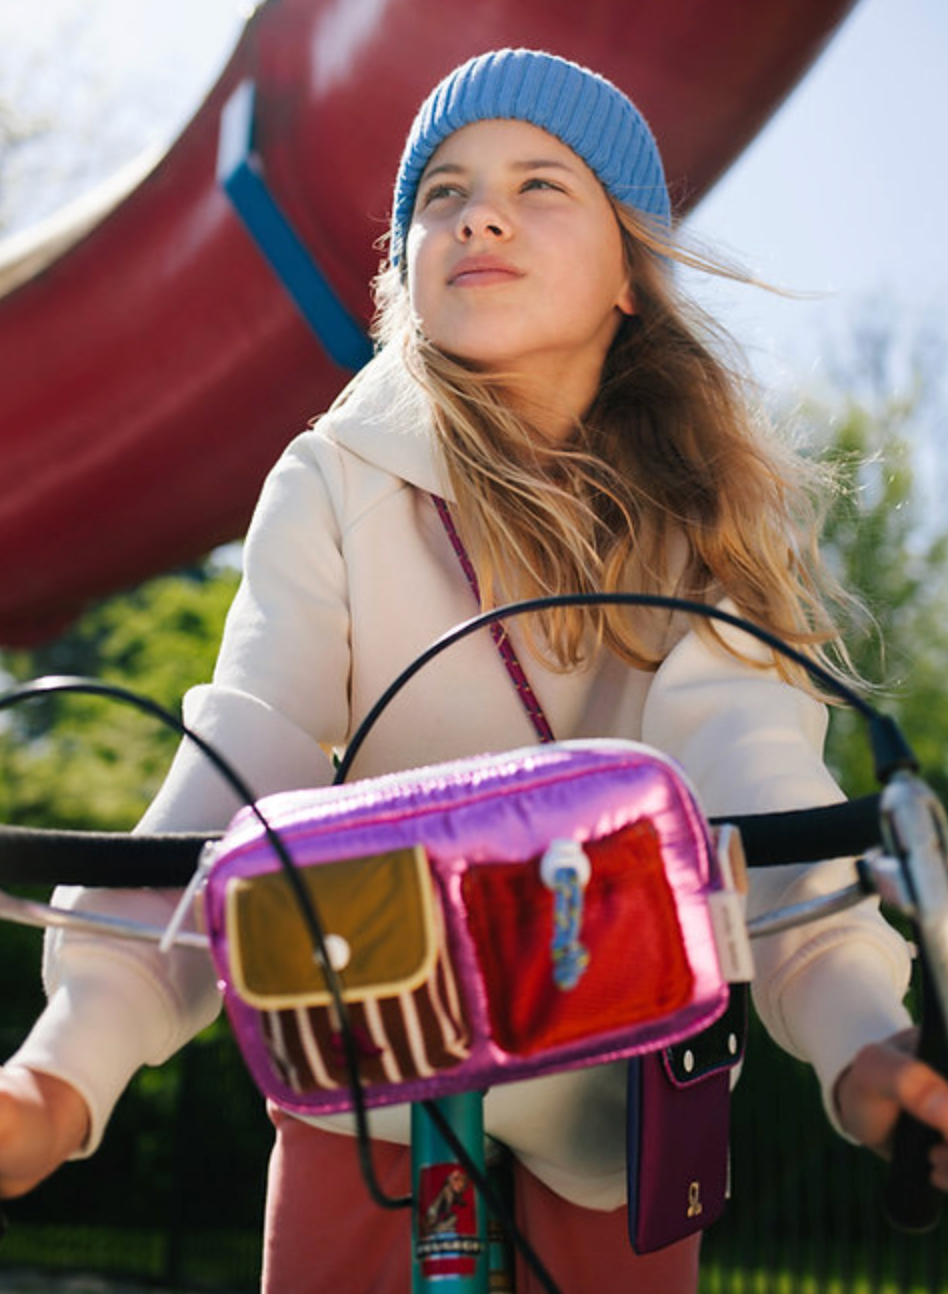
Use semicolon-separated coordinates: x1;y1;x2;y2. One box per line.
448;258;523;286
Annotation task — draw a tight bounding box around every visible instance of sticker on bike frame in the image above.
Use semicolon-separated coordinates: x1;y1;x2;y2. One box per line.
415;1161;484;1278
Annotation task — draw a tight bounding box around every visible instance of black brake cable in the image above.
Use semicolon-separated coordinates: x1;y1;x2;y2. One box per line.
334;592;914;787
0;593;924;1282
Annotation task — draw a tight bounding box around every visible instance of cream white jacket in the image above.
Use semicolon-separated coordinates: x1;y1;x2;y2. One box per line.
11;349;912;1209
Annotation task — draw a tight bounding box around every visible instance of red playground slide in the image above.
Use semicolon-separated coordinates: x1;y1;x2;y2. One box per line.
0;0;857;644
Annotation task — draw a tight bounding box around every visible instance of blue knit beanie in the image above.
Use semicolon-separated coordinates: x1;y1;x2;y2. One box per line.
390;48;670;264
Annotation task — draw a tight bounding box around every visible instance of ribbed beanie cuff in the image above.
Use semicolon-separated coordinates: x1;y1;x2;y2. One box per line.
391;48;670;263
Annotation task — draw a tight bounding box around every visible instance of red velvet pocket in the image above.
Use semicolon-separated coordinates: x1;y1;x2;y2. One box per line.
461;819;695;1056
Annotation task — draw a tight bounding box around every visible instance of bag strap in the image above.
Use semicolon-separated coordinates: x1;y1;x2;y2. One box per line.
431;494;555;744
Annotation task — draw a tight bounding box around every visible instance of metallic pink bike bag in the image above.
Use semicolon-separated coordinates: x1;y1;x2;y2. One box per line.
200;738;735;1118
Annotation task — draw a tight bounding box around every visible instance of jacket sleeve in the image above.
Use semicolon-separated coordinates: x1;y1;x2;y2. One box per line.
641;620;913;1135
135;428;352;832
7;432;348;1155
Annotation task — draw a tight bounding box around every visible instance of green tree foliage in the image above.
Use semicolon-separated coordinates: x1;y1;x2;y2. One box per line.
0;556;272;1275
0;557;240;830
790;321;948;802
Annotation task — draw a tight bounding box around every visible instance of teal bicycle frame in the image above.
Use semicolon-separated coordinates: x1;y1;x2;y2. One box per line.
412;1093;490;1293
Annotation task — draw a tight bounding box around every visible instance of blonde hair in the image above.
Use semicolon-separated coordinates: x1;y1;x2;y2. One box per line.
369;205;855;691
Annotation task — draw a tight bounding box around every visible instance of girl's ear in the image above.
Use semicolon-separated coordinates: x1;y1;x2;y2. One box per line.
617;280;636;317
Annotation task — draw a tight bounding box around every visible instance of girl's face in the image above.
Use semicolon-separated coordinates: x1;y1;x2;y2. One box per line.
406;119;634;421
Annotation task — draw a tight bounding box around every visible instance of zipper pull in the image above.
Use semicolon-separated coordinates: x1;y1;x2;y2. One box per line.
540;838;592;991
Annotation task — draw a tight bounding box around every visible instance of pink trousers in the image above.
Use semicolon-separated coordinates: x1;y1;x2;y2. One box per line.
261;1108;701;1294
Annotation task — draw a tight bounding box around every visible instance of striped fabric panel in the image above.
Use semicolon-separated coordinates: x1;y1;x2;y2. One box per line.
258;916;472;1095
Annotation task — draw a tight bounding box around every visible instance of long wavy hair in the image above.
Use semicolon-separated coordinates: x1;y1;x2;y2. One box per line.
366;203;856;691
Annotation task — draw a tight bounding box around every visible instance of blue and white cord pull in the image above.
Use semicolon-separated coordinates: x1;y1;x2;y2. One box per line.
540;839;592;991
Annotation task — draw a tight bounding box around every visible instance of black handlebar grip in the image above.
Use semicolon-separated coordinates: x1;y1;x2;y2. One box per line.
882;955;948;1232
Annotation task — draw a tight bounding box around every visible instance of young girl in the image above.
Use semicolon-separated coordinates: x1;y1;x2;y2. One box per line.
2;48;947;1294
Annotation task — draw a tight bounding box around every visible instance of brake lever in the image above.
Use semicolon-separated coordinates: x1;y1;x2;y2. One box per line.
870;770;948;1231
882;950;948;1231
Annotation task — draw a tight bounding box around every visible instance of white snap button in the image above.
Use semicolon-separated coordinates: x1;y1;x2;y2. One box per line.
324;934;351;972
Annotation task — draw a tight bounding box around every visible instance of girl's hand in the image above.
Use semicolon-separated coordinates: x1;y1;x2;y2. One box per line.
835;1028;948;1191
0;1065;90;1198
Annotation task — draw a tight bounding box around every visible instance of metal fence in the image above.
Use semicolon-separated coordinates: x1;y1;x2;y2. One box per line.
703;1014;948;1293
1;1016;946;1293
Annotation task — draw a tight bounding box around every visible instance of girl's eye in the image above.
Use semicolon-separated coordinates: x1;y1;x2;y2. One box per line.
522;177;563;193
420;183;465;207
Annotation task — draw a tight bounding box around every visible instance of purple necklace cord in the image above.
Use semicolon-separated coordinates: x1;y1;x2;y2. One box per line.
430;495;555;745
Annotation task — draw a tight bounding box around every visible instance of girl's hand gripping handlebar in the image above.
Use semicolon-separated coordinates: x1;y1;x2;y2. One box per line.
869;770;948;1230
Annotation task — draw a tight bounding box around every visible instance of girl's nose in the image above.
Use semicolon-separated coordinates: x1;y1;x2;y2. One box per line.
457;198;509;242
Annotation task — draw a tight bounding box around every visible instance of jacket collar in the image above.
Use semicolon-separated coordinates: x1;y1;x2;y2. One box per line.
323;346;453;500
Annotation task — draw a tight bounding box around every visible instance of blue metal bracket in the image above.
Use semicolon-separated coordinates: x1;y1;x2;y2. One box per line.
217;79;372;372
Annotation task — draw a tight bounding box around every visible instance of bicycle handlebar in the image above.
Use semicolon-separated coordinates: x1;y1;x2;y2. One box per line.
0;793;885;887
0;643;943;1235
0;824;211;887
0;785;944;1233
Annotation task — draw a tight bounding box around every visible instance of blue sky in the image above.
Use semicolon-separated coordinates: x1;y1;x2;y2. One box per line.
1;0;945;397
686;0;948;392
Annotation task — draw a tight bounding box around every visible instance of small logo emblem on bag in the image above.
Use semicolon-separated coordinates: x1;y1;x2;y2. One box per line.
687;1181;703;1218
